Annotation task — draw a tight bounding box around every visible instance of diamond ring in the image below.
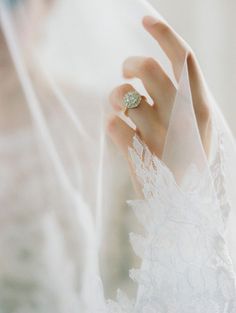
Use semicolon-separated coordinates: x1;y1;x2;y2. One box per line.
122;91;142;115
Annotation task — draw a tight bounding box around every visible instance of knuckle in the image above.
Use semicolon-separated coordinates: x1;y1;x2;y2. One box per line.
186;49;196;64
140;57;157;74
109;84;132;106
106;116;115;131
156;21;170;35
120;83;133;93
196;102;211;122
106;115;118;134
110;84;132;98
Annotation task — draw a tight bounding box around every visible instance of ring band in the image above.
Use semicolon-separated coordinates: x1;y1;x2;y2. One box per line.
122;91;142;115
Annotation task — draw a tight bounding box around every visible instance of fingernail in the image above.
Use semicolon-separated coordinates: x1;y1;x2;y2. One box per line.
143;16;159;27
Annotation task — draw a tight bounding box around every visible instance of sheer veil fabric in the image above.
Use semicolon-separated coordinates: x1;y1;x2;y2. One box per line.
0;0;236;312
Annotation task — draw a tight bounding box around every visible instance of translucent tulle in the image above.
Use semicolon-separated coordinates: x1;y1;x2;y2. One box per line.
0;0;236;312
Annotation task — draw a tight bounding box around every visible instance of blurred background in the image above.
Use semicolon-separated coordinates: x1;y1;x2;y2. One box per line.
149;0;236;135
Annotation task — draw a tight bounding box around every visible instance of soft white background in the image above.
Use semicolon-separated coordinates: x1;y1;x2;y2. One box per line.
149;0;236;135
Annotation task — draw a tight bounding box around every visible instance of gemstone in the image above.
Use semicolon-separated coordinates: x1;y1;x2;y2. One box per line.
123;91;142;109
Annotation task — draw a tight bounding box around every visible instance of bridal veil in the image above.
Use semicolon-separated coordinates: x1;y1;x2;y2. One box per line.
0;0;236;312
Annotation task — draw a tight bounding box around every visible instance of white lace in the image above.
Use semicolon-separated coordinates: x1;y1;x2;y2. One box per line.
107;135;236;313
1;131;236;313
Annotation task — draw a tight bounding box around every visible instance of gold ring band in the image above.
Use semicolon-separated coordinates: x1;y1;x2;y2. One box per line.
122;91;143;115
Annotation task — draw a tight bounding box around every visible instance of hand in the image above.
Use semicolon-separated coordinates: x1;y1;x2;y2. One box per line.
107;16;211;191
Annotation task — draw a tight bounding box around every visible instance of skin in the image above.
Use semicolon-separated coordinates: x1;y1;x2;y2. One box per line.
107;16;211;192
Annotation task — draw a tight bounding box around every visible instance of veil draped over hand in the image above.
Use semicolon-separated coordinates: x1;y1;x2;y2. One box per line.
0;0;236;312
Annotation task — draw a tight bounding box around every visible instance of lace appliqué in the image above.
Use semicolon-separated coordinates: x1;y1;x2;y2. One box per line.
210;129;231;225
107;135;236;313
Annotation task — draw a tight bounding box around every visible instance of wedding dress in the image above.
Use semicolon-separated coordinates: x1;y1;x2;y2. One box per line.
0;0;236;312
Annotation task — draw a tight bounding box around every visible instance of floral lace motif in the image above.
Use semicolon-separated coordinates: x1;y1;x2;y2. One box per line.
107;135;236;313
210;129;231;226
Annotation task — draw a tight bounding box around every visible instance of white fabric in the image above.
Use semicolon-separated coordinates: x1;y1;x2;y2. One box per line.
0;0;236;312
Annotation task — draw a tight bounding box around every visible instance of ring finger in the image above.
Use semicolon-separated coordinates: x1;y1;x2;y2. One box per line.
109;83;158;141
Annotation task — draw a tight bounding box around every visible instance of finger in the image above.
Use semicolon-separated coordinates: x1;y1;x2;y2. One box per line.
109;84;158;140
186;52;210;122
123;56;176;110
143;16;210;121
143;16;188;80
106;114;143;195
106;114;135;158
